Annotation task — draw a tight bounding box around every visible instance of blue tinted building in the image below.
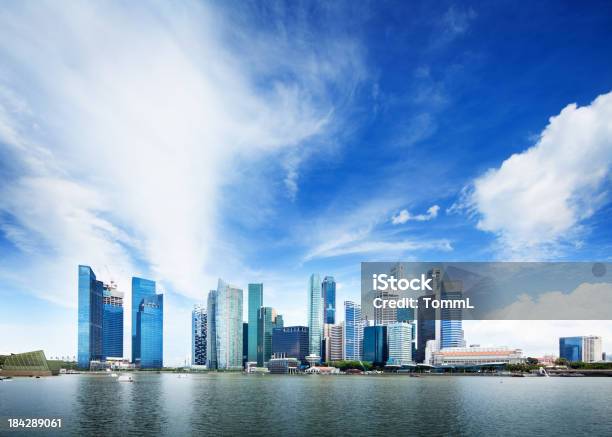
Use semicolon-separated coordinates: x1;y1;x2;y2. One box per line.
363;325;388;366
137;294;163;368
322;276;336;324
102;282;123;358
560;337;582;362
78;265;104;369
272;326;309;364
131;277;157;363
248;283;263;362
344;301;363;360
440;282;465;348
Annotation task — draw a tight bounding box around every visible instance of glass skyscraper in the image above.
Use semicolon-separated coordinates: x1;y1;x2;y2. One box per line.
387;322;413;366
248;283;263;363
440;281;465;349
257;307;282;366
363;325;388;366
137;294;163;368
102;282;123;358
192;304;207;366
131;277;156;363
308;273;323;359
78;265;104;369
343;301;363;361
272;326;309;364
215;279;243;370
322;276;336;324
206;290;217;369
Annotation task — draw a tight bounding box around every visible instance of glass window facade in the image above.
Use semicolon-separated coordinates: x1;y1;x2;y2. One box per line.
363;325;388;365
215;279;243;370
247;283;263;363
192;304;207;366
257;307;282;366
206;290;218;369
559;337;583;362
308;274;323;359
102;284;123;358
78;265;103;369
272;326;309;364
344;301;362;361
131;277;156;363
322;276;336;324
137;294;163;369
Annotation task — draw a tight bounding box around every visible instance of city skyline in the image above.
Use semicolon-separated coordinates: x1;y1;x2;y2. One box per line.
1;1;612;365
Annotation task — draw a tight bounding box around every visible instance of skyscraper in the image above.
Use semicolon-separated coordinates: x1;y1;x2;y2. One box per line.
247;283;263;363
343;301;363;361
308;273;323;360
257;307;282;366
206;290;217;369
77;265;103;369
363;325;388;366
387;322;413;366
440;280;465;349
192;304;207;366
102;281;123;359
215;279;243;370
322;276;336;324
272;326;309;364
137;293;163;368
243;322;249;366
560;336;603;363
131;276;156;363
324;323;343;362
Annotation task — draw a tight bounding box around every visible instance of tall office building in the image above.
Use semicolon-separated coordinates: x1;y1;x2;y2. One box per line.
215;279;243;370
102;281;123;359
387;322;413;366
308;274;323;360
243;322;249;366
344;301;363;360
137;293;163;368
272;326;309;364
257;307;282;366
206;290;217;369
322;276;336;324
247;283;263;362
323;323;343;362
77;265;104;369
560;336;603;363
192;304;207;366
131;277;157;363
363;325;388;366
440;280;465;348
374;289;399;325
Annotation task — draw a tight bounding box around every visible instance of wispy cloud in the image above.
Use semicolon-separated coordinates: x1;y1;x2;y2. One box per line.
391;205;440;224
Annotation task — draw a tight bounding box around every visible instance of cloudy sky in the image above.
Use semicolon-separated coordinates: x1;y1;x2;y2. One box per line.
1;1;611;364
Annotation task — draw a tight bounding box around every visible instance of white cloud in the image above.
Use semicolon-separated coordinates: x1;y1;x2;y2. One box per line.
391;205;440;224
464;92;612;258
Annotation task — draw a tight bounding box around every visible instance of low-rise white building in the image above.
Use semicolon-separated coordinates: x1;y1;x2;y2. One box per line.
432;346;524;366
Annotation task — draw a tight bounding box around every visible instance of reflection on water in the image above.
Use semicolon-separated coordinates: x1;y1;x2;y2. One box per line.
1;373;612;435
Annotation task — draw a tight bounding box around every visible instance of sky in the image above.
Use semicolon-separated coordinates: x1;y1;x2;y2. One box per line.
1;0;611;365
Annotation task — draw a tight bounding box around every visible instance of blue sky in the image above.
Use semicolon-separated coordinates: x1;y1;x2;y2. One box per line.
1;1;611;364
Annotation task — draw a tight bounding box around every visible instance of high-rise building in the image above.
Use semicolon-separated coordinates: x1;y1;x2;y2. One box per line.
131;277;157;363
215;279;243;370
363;325;388;366
137;293;163;368
192;304;207;366
247;283;263;363
323;323;343;362
243;322;249;367
440;280;465;348
387;322;412;366
374;289;398;325
308;274;323;360
272;326;309;364
257;307;282;366
206;290;217;369
322;276;336;324
344;301;363;361
560;336;603;363
102;281;123;359
77;265;104;369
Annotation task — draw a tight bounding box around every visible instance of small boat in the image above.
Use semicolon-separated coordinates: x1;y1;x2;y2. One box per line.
117;375;134;382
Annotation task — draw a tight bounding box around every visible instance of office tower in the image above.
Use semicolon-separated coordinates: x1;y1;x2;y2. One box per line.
560;336;603;363
344;301;363;360
272;326;309;364
248;283;263;362
243;322;249;366
215;279;243;370
440;280;465;348
192;304;207;366
131;277;156;363
363;325;388;366
257;307;282;366
415;269;439;363
374;289;398;325
308;274;323;360
275;314;284;329
102;281;124;359
323;323;343;362
206;290;217;369
397;307;414;323
322;276;336;324
137;293;163;368
77;265;104;369
387;322;413;366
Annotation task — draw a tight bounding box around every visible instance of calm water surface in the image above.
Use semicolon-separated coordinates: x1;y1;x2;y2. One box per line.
1;373;611;436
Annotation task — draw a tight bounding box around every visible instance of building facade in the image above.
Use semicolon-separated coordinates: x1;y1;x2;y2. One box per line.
344;301;363;361
272;326;309;364
308;273;323;360
102;281;123;359
192;304;207;366
322;276;336;324
387;322;413;366
432;346;524;366
257;307;282;366
247;283;263;363
215;279;243;370
560;336;603;363
440;281;465;349
206;290;217;369
137;294;163;368
78;265;104;369
131;276;157;363
323;323;343;362
363;325;388;366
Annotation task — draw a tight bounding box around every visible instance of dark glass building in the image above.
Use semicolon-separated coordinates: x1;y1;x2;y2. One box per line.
137;294;163;368
102;282;123;358
257;307;282;366
131;277;157;363
363;325;388;366
78;265;104;369
559;337;582;362
243;322;249;366
322;276;336;324
416;294;436;363
272;326;309;364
